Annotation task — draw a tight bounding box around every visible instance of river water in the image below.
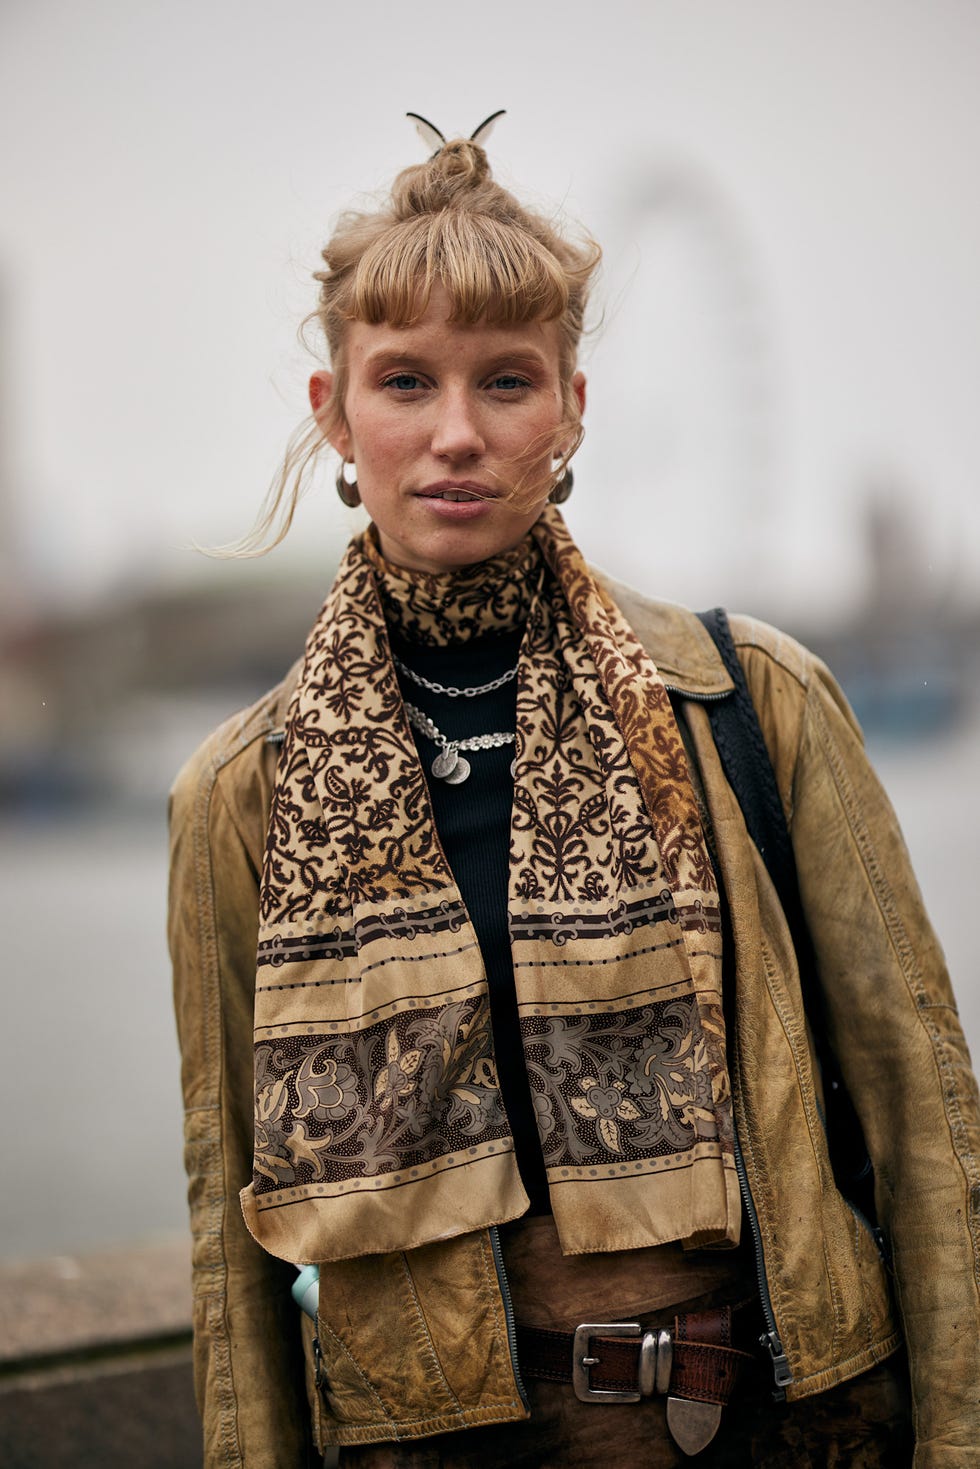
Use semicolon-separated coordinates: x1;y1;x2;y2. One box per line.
2;706;978;1259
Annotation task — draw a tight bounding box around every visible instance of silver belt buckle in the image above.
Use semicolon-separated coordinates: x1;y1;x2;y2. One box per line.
572;1322;673;1404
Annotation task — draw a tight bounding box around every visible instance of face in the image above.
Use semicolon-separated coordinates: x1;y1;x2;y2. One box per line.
310;285;586;574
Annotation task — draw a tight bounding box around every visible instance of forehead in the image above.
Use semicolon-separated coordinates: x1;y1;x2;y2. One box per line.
344;285;562;372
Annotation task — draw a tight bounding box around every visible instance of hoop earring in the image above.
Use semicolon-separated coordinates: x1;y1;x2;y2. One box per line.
549;465;574;504
336;461;361;508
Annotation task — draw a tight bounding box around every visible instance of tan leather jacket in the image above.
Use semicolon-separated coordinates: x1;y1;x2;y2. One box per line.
169;586;980;1467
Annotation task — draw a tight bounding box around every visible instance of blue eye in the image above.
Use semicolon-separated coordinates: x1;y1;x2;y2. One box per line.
491;375;530;391
384;373;422;391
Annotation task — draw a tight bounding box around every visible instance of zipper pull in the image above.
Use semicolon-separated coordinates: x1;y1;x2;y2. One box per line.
759;1329;792;1398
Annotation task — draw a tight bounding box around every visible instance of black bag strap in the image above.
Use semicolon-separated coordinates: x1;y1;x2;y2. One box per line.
695;609;804;928
695;608;878;1224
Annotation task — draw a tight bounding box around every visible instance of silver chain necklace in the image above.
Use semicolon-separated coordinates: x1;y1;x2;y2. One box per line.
393;654;518;699
403;700;515;785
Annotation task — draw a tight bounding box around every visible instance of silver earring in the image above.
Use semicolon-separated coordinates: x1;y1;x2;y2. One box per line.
549;466;574;504
336;461;360;508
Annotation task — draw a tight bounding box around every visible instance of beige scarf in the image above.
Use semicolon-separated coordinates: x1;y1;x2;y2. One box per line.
241;508;740;1264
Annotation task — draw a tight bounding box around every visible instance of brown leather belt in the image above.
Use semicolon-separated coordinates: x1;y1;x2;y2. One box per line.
516;1307;755;1455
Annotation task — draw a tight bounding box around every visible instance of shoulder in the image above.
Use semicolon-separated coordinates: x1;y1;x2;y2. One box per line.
595;568;824;693
595;571;864;793
168;658;303;860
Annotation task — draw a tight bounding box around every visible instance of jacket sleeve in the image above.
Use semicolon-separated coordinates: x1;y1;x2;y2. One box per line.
755;643;980;1466
169;723;315;1468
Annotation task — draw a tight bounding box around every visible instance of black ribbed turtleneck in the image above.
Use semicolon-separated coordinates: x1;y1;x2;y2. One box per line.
389;623;550;1214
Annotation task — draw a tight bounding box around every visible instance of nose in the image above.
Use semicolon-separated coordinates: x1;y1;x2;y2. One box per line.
430;388;485;462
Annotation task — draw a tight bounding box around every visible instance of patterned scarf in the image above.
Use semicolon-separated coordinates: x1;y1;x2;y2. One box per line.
241;508;740;1264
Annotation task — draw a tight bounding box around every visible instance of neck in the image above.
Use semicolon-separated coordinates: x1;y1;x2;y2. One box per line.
362;523;543;646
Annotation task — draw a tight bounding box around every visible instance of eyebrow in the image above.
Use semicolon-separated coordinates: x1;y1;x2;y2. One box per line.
360;346;553;374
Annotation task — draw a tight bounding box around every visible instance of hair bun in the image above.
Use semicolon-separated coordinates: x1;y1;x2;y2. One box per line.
434;139;490;183
393;139;491;219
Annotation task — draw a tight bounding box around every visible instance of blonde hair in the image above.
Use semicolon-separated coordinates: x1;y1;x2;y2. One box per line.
241;138;600;554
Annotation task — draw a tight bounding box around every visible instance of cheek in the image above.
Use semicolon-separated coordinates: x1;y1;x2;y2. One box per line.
346;408;404;469
518;402;564;460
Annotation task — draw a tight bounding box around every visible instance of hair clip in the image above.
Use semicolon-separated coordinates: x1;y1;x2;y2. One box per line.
406;110;507;157
406;112;447;156
469;110;506;145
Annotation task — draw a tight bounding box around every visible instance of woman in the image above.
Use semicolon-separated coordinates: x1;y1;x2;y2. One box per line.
169;126;980;1467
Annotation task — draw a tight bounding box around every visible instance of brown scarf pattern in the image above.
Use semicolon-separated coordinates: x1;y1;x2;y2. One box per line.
241;508;740;1265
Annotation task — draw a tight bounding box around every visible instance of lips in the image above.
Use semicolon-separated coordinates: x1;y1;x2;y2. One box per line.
418;481;496;502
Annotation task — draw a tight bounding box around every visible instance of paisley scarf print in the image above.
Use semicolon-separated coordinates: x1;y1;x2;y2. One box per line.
241;509;740;1266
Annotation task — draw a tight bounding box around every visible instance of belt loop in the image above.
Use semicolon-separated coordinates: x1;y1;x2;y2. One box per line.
657;1328;673;1395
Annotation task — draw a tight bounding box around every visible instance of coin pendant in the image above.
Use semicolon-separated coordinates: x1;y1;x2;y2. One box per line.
431;748;459;780
443;754;471;785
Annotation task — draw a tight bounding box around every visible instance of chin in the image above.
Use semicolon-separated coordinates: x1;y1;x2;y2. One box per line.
385;528;532;576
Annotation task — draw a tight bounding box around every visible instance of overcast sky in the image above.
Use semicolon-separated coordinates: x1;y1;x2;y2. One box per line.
2;0;978;620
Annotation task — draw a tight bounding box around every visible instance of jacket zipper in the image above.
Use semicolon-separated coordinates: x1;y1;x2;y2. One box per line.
488;1225;530;1411
667;682;793;1397
732;1126;793;1396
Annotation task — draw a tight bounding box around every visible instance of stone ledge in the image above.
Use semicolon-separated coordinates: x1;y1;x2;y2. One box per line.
0;1235;192;1363
0;1345;199;1469
0;1237;199;1468
0;1237;336;1467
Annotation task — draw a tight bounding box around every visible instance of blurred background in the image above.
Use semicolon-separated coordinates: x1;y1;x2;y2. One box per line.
1;1;977;1462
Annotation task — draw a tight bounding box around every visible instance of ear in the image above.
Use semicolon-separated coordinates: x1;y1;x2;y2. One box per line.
571;370;587;419
557;371;588;457
309;371;351;458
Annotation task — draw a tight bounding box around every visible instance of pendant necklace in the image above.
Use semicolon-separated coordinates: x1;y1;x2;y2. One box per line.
395;653;519;785
403;701;515;786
